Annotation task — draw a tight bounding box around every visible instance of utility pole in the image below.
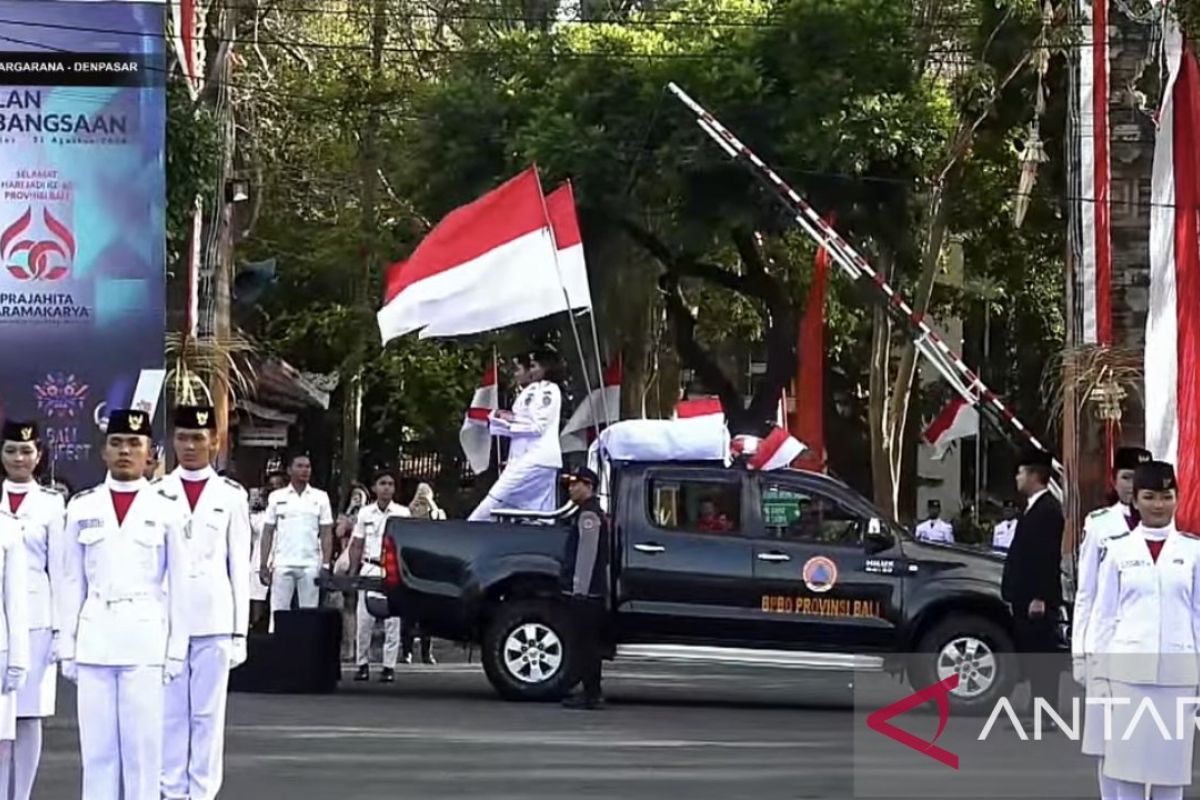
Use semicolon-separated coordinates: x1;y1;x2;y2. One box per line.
338;0;386;500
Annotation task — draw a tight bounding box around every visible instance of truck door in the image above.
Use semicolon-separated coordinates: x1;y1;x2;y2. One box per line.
616;468;758;645
748;476;904;650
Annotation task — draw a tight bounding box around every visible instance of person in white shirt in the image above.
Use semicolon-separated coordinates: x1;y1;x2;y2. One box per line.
914;499;954;544
158;405;252;800
248;472;287;634
348;470;409;682
468;349;563;522
257;455;333;631
1091;460;1199;800
0;420;62;800
991;501;1019;552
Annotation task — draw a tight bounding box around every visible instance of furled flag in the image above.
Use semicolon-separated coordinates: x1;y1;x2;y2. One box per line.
1078;0;1113;345
923;396;979;460
1145;18;1200;530
732;427;808;471
377;168;566;343
674;396;723;419
793;218;831;472
562;356;622;453
460;360;499;473
545;182;593;312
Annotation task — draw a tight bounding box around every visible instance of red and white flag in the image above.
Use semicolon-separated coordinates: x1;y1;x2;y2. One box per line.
674;396;723;419
460;360;499;473
923;396;979;460
1145;19;1200;530
1079;0;1113;345
378;168;567;343
170;0;206;100
562;356;622;452
733;427;807;471
545;182;592;312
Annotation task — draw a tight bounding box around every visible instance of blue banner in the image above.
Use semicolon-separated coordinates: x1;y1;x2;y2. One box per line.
0;1;166;486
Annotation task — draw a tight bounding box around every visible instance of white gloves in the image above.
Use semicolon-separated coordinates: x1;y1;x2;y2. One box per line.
1072;656;1087;686
230;636;247;668
60;660;78;683
2;667;25;694
164;657;186;684
51;631;62;663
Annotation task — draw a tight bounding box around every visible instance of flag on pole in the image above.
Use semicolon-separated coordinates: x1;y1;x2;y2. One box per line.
1145;20;1200;530
562;356;622;453
1078;0;1113;345
460;359;499;473
923;396;979;460
744;427;807;471
793;221;831;471
170;0;205;100
377;168;567;342
545;183;592;312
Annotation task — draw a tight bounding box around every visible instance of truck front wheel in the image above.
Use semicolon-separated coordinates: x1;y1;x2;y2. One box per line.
482;598;576;702
911;614;1016;715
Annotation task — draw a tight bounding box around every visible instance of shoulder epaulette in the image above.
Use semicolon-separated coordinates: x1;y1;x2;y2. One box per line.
38;485;63;496
222;476;244;491
1180;531;1200;540
157;488;179;502
1107;531;1130;541
71;486;98;501
150;476;164;485
1087;507;1110;519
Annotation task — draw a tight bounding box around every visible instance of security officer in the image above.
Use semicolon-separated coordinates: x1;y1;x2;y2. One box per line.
0;420;64;800
560;468;609;710
469;349;563;521
348;469;409;682
991;501;1019;552
59;409;190;800
159;405;252;800
914;500;954;544
1070;445;1150;798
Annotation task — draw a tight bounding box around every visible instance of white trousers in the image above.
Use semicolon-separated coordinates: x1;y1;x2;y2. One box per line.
77;664;163;800
269;564;320;632
162;636;232;800
468;462;558;521
355;593;400;668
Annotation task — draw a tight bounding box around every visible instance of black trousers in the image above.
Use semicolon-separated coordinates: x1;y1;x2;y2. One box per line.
1012;609;1063;708
401;618;431;659
569;597;604;698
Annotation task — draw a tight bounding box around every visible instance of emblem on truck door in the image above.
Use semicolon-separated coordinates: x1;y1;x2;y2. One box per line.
802;556;838;593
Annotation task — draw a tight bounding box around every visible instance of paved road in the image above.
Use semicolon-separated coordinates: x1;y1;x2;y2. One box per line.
37;660;1115;800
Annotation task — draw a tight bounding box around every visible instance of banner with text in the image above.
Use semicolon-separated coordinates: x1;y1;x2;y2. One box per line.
0;1;167;485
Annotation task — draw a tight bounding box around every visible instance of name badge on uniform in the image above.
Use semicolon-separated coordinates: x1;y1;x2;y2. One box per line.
1173;558;1186;565
79;518;103;530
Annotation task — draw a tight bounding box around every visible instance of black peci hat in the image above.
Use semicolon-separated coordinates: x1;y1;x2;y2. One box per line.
106;408;152;438
1;419;39;444
563;467;600;487
173;405;216;431
1133;460;1177;493
1018;445;1054;469
1114;446;1152;472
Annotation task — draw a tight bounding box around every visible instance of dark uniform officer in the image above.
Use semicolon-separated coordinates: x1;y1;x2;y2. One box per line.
561;468;609;710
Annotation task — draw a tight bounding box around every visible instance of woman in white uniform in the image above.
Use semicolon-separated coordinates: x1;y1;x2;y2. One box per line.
1092;460;1200;800
0;421;61;800
0;479;29;787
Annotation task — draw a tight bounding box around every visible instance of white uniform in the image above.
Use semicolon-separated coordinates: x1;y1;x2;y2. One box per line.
0;512;29;742
264;484;333;628
991;519;1017;551
469;380;562;521
61;475;189;800
1072;501;1134;758
352;502;409;668
159;466;251;800
248;511;269;602
1092;524;1200;789
0;481;64;719
914;518;954;544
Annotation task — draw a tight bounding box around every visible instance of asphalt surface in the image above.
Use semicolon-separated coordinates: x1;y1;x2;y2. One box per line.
35;655;1143;799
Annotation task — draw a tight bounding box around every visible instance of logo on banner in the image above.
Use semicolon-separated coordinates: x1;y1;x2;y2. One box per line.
34;372;89;419
2;206;74;281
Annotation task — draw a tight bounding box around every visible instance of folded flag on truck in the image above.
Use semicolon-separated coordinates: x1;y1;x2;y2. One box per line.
674;396;723;419
732;427;807;471
460;360;499;473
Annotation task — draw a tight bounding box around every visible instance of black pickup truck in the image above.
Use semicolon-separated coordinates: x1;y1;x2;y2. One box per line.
368;461;1027;712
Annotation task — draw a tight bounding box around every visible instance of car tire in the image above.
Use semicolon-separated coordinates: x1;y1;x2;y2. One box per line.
481;598;576;702
912;614;1016;715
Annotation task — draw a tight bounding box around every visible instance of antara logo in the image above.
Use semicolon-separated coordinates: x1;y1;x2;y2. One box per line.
866;675;960;770
1;206;76;281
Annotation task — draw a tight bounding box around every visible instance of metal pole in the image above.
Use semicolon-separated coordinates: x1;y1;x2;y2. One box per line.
585;309;612;430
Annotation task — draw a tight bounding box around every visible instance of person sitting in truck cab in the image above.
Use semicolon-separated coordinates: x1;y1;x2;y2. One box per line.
696;498;732;533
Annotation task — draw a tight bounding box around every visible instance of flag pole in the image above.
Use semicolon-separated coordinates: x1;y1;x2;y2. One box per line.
491;346;501;473
534;170;600;434
584;308;612;430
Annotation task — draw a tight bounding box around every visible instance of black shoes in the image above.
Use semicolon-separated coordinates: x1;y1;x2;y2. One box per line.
380;667;396;683
354;665;369;682
561;693;604;710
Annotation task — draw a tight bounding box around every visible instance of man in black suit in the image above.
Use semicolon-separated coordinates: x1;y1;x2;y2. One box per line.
1001;446;1065;711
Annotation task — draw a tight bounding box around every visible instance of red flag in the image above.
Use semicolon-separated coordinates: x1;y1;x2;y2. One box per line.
792;218;831;470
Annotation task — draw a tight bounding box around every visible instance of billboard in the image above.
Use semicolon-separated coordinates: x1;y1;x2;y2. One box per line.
0;1;167;486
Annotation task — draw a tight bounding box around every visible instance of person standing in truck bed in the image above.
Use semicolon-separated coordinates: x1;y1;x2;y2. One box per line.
560;468;609;711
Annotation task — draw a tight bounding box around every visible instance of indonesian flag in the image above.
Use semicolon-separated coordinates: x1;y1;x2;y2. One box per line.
1079;0;1113;345
562;356;622;452
923;396;979;460
545;183;592;312
1146;19;1200;530
378;168;567;343
170;0;206;100
733;427;808;471
674;397;723;419
460;361;499;473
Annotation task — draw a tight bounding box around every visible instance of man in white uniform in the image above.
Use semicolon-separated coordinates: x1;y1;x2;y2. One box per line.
469;349;563;521
348;470;409;682
258;454;333;631
1070;445;1150;799
914;499;954;544
59;409;189;800
159;405;252;800
991;501;1018;552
